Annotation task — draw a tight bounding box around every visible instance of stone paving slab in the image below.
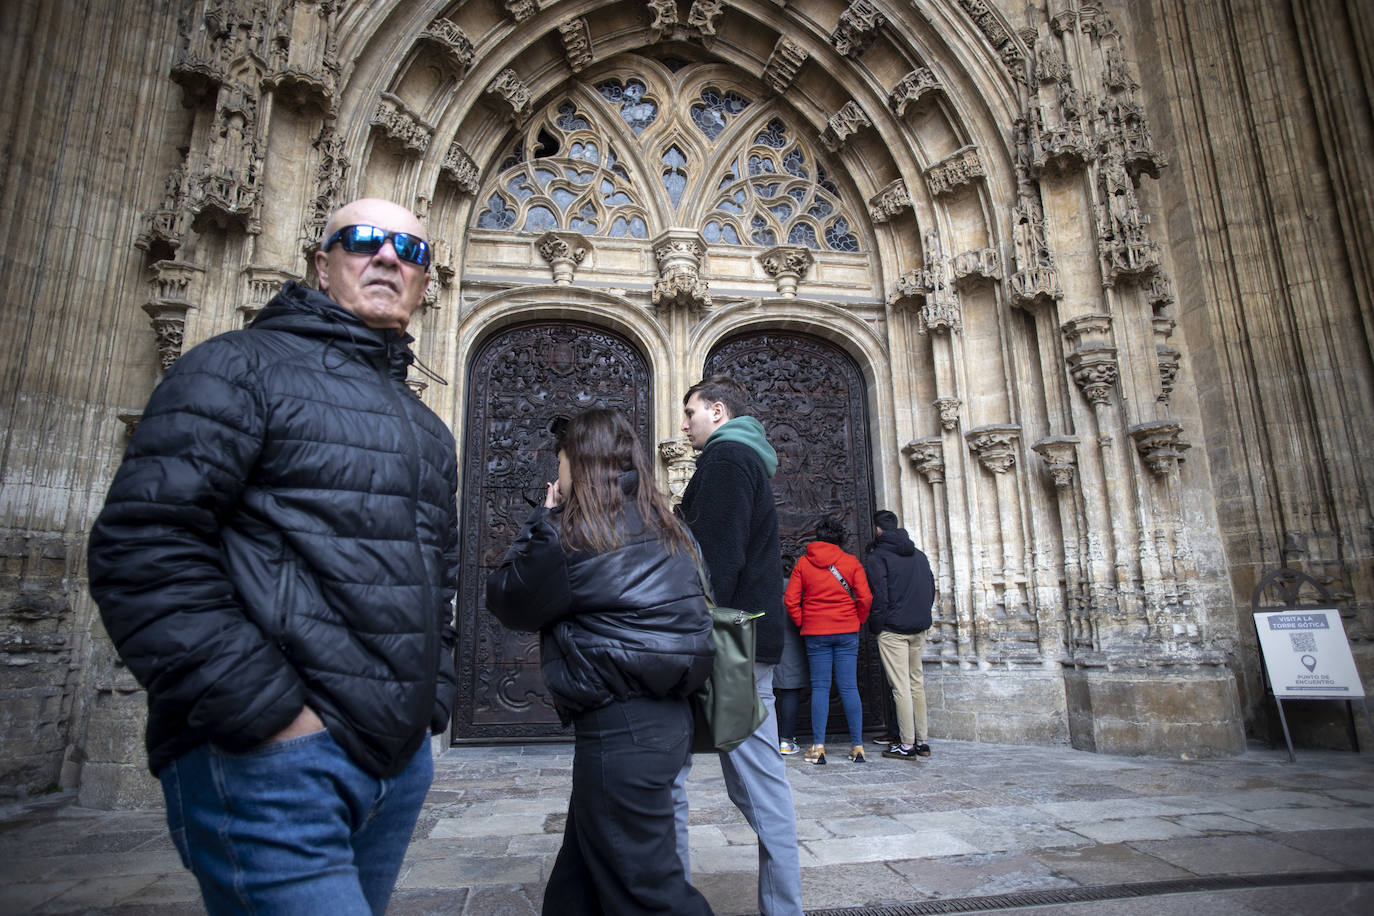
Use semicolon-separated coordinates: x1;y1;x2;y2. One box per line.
0;739;1370;914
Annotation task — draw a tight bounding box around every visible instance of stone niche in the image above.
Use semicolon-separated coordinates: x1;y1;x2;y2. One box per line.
1063;667;1246;757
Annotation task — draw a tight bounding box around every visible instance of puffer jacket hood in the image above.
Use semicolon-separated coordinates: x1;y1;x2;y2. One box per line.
873;527;916;557
88;282;460;778
485;475;714;721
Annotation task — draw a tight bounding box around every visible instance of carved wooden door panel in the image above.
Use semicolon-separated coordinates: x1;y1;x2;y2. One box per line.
705;332;885;736
454;321;651;741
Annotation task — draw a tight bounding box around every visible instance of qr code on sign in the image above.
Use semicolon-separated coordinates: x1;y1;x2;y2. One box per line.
1289;632;1317;653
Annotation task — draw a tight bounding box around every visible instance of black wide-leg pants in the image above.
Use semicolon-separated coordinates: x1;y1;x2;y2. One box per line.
543;695;713;915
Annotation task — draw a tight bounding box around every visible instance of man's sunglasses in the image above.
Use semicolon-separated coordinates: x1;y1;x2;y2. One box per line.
324;224;432;269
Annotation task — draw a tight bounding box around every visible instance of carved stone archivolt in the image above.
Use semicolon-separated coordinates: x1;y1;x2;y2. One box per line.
758;245;813;297
763;37;807;95
868;179;912;224
819;101;871;152
420;18;475;75
890;67;943;117
371;92;433;156
537;231;590;285
558;18;594;73
832;1;885;59
440;140;480;195
652;229;710;309
926;145;986;197
486;69;533;124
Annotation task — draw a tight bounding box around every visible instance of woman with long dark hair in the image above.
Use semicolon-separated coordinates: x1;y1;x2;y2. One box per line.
487;408;715;915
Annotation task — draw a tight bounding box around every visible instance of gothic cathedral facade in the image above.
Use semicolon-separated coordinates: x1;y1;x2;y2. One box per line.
1;0;1370;807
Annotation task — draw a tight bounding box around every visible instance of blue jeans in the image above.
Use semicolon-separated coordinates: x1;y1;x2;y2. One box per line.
673;663;804;916
806;632;863;747
159;729;433;915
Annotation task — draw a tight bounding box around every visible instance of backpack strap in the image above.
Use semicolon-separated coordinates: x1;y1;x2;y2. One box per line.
828;564;858;606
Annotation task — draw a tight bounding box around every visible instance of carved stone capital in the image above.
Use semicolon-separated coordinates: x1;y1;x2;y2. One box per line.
890;67;942;117
371;92;432;155
819;101;871;153
1067;348;1119;406
423;237;455;310
659;436;698;503
537;231;590;285
688;0;724;38
143;259;202;371
832;1;885;59
440;140;480;194
1156;345;1181;403
926;145;986;197
868;179;912;224
758;245;813;297
903;437;945;484
966;425;1021;474
420;18;475;75
558;18;594;72
935;397;962;431
486;69;533;124
1061;313;1114;349
240;266;300;327
652;229;710;309
763;37;808;95
1031;436;1080;489
1129;420;1191;476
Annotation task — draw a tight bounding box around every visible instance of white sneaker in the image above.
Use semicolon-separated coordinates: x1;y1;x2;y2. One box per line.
779;739;799;756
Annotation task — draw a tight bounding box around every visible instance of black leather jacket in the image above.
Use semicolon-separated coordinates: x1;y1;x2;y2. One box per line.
486;473;714;721
88;283;459;778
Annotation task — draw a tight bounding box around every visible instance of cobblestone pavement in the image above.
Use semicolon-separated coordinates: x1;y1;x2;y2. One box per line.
2;738;1372;914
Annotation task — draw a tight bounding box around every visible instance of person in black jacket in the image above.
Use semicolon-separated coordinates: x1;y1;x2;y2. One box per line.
87;199;458;915
863;510;936;759
487;408;714;916
672;374;803;916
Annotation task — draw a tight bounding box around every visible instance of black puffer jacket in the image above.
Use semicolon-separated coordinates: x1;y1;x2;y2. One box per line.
485;474;714;721
863;528;935;635
88;282;459;778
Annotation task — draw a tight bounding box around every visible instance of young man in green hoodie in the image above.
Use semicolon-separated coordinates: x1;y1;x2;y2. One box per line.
671;374;803;916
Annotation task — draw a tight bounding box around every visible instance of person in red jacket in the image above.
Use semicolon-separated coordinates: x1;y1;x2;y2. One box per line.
784;518;873;764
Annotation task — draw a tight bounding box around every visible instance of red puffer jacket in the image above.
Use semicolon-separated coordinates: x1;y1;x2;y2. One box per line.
785;540;873;635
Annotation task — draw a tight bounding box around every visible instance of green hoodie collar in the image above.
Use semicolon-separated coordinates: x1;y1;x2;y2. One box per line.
702;416;778;477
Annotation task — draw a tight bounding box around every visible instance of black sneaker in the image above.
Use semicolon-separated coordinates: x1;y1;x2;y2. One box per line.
870;733;897;745
914;742;932;757
882;744;918;760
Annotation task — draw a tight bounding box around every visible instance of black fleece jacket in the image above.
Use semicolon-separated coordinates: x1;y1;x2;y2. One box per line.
678;439;786;664
88;282;459;778
863;528;935;635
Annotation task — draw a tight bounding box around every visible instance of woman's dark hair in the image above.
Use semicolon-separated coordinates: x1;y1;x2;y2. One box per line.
557;408;693;556
815;518;847;546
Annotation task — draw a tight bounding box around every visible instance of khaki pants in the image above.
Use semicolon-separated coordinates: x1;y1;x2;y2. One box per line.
876;629;928;746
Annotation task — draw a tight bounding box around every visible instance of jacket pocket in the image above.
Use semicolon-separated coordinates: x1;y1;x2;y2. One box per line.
273;555;297;653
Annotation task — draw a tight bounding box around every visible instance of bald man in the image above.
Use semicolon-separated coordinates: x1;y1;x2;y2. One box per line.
89;198;459;914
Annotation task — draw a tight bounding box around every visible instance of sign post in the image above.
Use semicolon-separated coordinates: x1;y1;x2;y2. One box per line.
1253;608;1372;761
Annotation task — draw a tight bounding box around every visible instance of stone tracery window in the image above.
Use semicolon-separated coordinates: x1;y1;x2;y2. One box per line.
472;56;866;254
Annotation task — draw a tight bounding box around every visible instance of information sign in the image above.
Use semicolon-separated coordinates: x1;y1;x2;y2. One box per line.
1253;609;1364;699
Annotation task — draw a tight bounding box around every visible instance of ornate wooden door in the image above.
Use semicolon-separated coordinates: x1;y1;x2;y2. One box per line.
705;332;885;736
454;322;652;741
